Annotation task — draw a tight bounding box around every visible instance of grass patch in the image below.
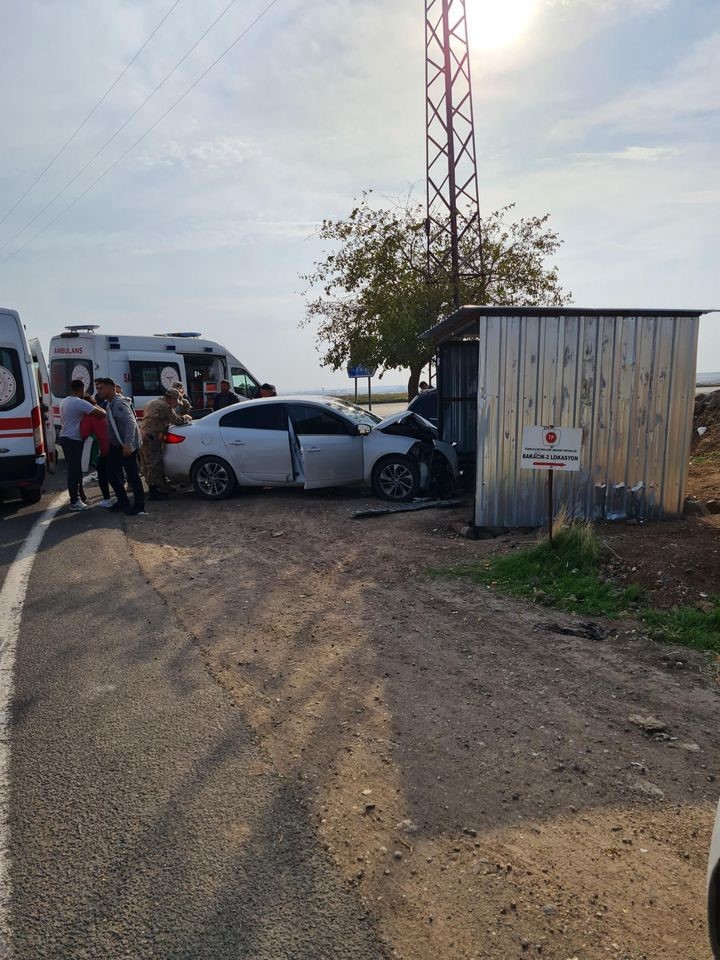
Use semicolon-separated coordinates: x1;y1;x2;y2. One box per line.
431;524;720;652
690;450;720;465
433;525;641;618
642;601;720;653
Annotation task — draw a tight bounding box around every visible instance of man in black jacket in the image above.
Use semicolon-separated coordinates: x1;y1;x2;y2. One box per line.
212;380;241;412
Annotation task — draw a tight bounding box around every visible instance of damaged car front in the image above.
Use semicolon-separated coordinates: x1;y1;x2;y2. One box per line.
363;410;459;501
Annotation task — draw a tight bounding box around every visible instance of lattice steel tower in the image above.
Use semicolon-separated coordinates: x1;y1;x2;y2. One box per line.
425;0;484;307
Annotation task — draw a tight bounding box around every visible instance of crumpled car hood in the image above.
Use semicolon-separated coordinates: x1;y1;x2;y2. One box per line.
376;409;438;441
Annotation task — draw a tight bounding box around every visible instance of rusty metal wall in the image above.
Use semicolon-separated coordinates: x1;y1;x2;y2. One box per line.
474;313;699;527
438;340;478;457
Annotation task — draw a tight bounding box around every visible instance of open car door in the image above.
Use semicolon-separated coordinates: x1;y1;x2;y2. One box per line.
29;337;56;474
287;403;364;489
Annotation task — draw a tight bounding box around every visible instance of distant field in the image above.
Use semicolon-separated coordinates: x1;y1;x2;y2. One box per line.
332;391;407;405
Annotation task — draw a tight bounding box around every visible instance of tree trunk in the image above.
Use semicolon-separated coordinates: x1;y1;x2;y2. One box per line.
407;364;423;401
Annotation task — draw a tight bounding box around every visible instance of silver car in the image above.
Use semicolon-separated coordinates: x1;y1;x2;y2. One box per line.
162;395;459;501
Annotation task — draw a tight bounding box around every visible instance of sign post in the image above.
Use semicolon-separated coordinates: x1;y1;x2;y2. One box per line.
520;426;583;543
547;470;554;543
347;364;377;410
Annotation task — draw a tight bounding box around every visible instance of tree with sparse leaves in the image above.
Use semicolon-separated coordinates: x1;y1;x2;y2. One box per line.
301;193;571;399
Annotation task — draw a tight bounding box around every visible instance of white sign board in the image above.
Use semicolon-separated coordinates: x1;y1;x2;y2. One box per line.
160;365;179;390
71;364;91;392
521;425;583;472
0;366;17;406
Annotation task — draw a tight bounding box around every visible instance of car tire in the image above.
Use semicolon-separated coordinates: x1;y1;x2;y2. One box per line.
20;487;43;505
191;457;237;501
372;455;421;502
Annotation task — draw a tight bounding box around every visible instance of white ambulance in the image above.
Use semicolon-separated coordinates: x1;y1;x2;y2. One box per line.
49;326;261;429
0;308;55;505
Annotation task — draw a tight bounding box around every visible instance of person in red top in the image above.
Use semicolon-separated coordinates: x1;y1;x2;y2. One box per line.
80;396;113;507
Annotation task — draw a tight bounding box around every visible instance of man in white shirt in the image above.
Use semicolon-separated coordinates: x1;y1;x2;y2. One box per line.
59;379;105;511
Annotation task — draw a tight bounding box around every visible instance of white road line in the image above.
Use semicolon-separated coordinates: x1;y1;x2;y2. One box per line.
0;493;66;957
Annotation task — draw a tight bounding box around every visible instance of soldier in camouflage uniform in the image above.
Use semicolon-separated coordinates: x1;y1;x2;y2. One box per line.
172;381;192;417
140;388;191;500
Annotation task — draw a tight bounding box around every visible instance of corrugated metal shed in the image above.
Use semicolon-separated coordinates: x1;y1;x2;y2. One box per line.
426;307;713;527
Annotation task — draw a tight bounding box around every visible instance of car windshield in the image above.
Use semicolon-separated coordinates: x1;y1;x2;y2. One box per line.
323;397;382;427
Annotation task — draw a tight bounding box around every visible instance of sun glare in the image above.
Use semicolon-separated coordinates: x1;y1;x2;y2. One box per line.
467;0;539;51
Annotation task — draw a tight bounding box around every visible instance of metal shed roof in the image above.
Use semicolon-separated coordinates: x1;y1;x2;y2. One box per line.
424;305;715;345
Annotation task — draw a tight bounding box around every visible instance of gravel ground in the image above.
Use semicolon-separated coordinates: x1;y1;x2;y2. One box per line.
128;486;719;960
9;496;385;960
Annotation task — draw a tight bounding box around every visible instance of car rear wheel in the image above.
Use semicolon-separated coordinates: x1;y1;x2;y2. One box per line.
372;455;420;502
20;487;42;505
191;457;237;501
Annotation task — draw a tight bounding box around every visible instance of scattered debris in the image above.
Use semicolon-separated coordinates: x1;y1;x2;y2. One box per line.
351;498;465;520
627;715;668;736
397;819;419;834
630;779;665;799
534;621;610;641
684;497;711;517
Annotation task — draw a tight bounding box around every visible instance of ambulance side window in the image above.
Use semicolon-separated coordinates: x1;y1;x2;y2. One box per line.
231;367;260;399
0;348;24;411
50;359;93;398
130;361;181;395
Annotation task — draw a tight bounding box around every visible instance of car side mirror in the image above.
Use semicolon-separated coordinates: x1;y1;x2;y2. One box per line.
357;423;372;436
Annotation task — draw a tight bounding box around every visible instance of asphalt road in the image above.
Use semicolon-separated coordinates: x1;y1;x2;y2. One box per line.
1;477;386;959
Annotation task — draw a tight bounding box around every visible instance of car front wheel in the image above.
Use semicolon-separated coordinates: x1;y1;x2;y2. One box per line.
372;455;420;502
191;457;237;500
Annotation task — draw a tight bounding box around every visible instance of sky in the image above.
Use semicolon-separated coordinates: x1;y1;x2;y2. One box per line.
0;0;718;389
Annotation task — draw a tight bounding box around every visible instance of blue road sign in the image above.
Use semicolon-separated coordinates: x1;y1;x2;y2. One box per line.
347;364;376;379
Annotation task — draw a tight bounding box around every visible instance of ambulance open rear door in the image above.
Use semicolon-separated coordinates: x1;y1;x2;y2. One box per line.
28;337;56;473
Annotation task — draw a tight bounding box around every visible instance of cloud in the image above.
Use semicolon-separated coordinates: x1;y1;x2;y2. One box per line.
551;31;720;141
27;215;318;256
548;0;669;8
137;136;260;170
572;145;679;163
2;0;719;383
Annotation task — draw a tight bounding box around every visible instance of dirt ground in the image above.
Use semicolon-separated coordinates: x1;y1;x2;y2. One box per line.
599;516;720;610
688;391;720;504
127;489;719;960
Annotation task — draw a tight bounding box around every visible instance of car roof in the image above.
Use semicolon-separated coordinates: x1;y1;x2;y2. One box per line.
224;395;362;407
195;395;363;421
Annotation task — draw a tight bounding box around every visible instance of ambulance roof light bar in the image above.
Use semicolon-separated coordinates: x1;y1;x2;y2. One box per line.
153;332;202;338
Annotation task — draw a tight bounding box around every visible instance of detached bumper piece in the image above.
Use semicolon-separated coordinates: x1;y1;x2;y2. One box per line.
351;498;465;520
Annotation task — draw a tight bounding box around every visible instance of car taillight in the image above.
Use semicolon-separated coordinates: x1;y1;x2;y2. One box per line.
164;433;186;444
31;406;45;456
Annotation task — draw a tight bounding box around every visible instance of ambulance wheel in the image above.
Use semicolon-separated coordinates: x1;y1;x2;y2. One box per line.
372;455;420;502
21;488;42;505
191;457;237;500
